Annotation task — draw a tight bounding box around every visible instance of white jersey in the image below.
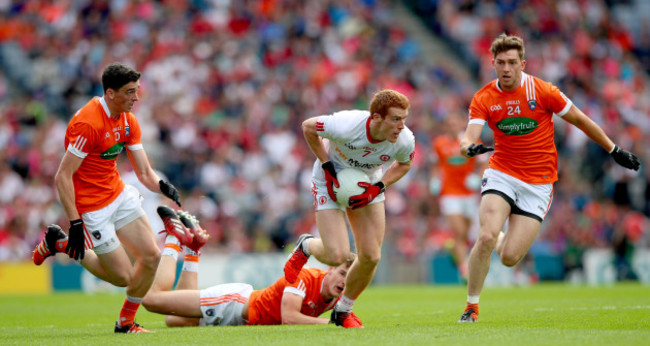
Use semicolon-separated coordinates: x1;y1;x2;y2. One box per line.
312;110;415;183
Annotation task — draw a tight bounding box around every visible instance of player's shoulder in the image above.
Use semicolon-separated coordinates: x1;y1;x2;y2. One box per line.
69;97;103;126
527;73;556;94
330;109;369;118
327;109;369;123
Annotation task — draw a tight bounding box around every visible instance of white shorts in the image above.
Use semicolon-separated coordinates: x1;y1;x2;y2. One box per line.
439;195;478;218
480;168;553;222
199;283;253;327
80;184;146;254
311;180;385;211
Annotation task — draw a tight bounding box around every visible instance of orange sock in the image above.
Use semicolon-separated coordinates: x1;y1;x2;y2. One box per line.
118;295;143;327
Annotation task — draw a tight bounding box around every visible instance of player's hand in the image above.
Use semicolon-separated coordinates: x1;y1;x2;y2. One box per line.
322;161;339;202
159;180;182;206
610;145;640;171
66;219;85;261
465;144;494;158
349;182;385;209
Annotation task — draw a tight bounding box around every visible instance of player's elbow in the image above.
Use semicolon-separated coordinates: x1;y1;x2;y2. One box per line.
281;313;299;325
301;119;313;135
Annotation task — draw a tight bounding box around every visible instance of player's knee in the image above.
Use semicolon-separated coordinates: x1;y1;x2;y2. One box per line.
110;272;131;287
500;252;522;267
324;250;349;266
476;232;498;249
140;249;161;272
357;251;381;267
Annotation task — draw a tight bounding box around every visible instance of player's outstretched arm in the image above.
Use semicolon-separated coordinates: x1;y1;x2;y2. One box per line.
127;149;182;206
281;292;329;325
562;105;641;171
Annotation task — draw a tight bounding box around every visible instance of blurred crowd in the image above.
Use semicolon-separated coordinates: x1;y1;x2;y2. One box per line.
0;0;648;281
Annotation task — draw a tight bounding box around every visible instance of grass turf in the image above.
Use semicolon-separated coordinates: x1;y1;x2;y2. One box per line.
1;283;648;345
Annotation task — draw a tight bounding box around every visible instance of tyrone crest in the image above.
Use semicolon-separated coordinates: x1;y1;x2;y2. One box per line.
528;100;537;110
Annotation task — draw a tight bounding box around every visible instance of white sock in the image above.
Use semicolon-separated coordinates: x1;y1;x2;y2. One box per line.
335;295;355;312
182;247;199;272
467;295;480;304
125;294;143;304
162;235;181;261
302;238;312;256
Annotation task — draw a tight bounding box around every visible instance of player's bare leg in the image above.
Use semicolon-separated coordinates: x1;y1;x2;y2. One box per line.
497;215;541;267
143;250;202;319
446;214;471;278
117;216;161;297
329;202;384;328
343;202;385;300
467;194;510;296
310;209;353;266
460;194;509;323
111;216;160;333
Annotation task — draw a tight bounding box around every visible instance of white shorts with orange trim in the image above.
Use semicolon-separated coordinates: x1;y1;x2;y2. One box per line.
199;283;253;326
480;168;553;222
80;184;145;254
439;195;479;218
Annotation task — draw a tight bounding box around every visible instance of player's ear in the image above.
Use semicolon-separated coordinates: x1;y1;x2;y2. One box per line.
521;59;526;70
107;89;115;99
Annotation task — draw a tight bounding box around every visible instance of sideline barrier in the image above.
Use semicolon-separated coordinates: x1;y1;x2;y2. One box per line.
0;262;51;294
1;249;648;294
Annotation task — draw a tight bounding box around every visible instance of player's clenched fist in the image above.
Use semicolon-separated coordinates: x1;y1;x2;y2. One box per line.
610;145;640;171
465;143;494;158
66;219;86;261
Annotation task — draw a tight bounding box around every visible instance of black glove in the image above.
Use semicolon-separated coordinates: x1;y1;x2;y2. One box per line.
66;219;85;261
466;143;494;158
610;145;640;171
159;180;182;206
322;161;340;202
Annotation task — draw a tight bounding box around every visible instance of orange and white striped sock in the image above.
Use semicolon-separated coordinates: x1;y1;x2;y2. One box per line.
182;248;199;272
162;235;181;261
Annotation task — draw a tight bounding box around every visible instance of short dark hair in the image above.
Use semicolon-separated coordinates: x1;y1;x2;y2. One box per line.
369;89;410;118
101;63;141;93
490;33;525;60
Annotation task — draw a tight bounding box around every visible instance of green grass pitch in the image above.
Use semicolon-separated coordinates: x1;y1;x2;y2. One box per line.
1;283;649;345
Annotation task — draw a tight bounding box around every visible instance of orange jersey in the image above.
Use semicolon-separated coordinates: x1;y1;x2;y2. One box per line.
433;134;476;196
246;268;337;325
64;97;143;213
468;73;572;184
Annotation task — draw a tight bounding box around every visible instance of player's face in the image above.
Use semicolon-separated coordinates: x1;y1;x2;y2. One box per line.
376;107;408;143
324;266;348;299
492;49;526;91
109;80;140;114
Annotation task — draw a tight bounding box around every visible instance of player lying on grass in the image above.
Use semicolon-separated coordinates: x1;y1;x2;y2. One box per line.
141;209;353;327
